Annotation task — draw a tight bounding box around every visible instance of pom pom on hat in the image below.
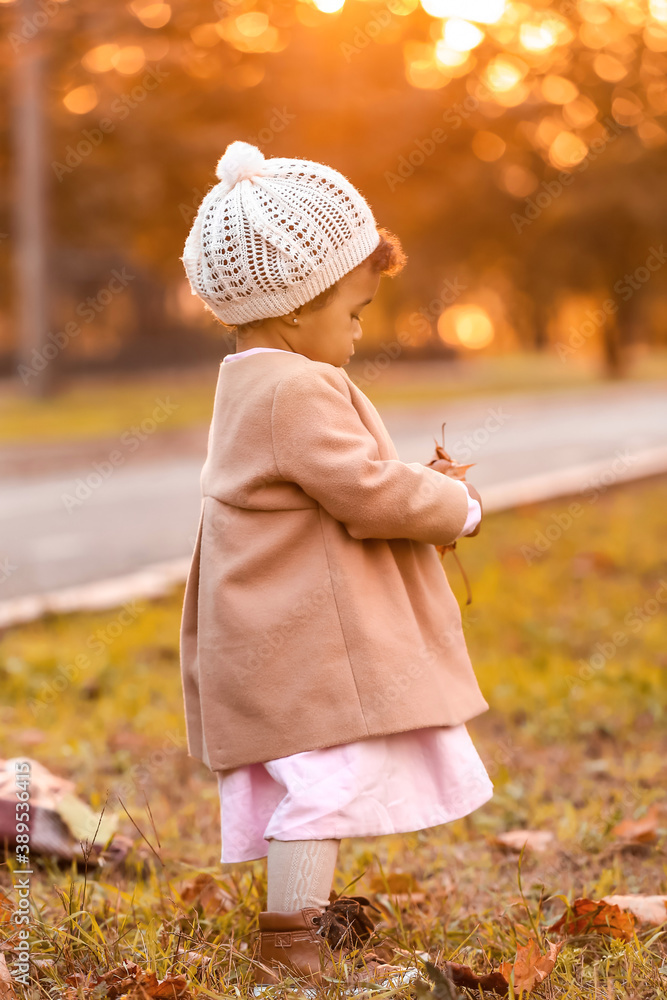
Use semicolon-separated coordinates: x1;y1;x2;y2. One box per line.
182;141;380;326
216;141;267;190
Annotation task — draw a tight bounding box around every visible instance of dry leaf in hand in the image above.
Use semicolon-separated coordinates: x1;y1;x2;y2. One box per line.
425;423;477;604
425;422;476;482
494;829;555;854
0;954;18;1000
602;895;667;926
549;897;636;941
611;804;660;844
425;425;477;556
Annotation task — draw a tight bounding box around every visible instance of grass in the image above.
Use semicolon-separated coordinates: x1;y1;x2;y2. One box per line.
2;347;666;445
0;473;666;997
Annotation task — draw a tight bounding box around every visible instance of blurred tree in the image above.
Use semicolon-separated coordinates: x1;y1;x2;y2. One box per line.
1;0;667;387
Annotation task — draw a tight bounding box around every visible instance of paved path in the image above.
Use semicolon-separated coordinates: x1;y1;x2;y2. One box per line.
2;379;666;606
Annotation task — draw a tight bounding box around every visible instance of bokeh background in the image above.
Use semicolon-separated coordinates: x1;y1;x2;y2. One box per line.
2;0;667;390
1;3;667;995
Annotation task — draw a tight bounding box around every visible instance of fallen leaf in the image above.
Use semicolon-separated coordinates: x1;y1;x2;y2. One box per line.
444;961;509;994
0;891;12;924
443;938;561;996
0;758;120;862
494;830;555;854
369;872;421;894
175;950;211;968
499;939;562;992
571;551;618;577
370;872;427;911
602;895;667;926
144;973;189;999
0;954;17;1000
98;963;190;999
64;971;101;997
374;891;428;914
549;897;636;941
417;961;464;999
15;729;46;746
611;805;660;844
177;872;234;914
56;790;117;845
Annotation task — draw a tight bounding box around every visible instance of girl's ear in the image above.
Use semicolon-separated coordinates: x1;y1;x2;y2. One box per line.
279;307;302;327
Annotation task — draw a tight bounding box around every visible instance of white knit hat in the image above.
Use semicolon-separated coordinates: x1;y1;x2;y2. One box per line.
181;140;381;326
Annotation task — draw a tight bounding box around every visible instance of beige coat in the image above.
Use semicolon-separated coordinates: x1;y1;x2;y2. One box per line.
180;352;489;771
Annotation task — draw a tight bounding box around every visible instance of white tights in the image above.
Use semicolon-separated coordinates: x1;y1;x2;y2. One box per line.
266;838;341;912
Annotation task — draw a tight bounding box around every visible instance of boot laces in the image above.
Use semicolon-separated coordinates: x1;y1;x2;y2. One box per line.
313;894;381;950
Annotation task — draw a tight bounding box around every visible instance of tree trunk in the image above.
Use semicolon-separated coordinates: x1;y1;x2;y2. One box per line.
12;2;53;398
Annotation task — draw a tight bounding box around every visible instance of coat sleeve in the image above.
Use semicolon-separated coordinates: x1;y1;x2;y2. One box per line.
270;366;470;545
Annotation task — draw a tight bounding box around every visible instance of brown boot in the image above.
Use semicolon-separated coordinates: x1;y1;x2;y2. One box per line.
252;906;333;986
252;895;401;988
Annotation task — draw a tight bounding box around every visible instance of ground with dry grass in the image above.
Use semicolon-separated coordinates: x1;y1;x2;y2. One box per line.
1;474;666;998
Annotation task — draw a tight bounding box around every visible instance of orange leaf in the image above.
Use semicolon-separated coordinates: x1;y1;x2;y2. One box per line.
602;895;667;926
499;938;562;992
611;804;660;843
446;938;561;995
0;892;12;925
549;897;636;941
494;829;555;854
97;963;191;999
177;872;234;915
144;974;190;999
445;961;509;994
0;954;18;1000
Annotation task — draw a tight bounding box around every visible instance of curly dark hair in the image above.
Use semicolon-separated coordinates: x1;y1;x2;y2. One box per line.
230;226;407;339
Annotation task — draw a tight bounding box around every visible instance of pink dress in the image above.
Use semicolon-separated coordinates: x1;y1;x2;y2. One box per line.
215;347;492;864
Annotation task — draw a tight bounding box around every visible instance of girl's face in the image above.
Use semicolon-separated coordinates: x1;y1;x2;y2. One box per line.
288;260;381;368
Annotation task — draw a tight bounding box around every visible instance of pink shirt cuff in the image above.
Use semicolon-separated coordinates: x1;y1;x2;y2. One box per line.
450;479;482;537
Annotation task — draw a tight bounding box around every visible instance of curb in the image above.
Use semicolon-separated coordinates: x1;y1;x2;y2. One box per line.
1;445;667;630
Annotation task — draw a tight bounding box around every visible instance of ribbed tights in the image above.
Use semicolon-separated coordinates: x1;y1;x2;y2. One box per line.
266;838;340;912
